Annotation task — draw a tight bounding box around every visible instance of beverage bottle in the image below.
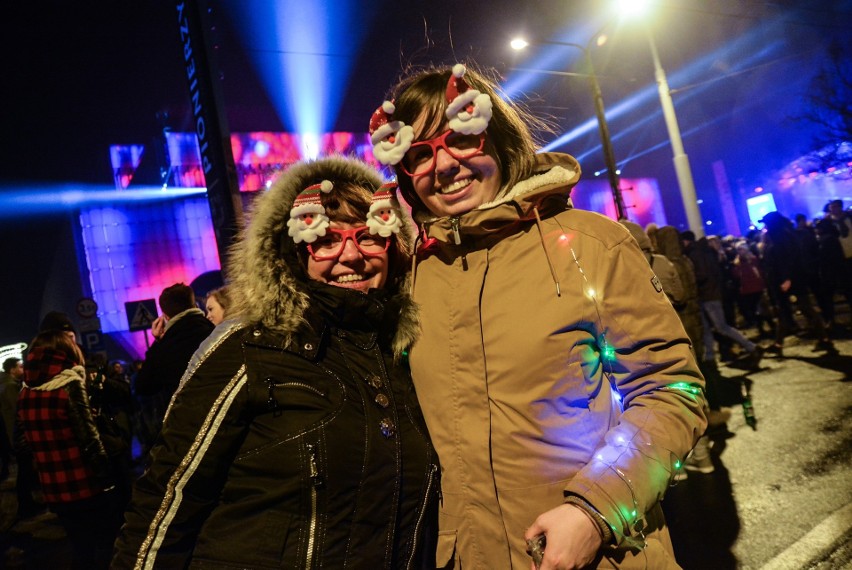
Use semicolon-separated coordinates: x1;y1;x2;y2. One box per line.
742;393;757;430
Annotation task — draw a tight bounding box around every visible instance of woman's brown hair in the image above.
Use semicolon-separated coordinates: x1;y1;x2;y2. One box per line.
387;63;548;216
28;330;85;366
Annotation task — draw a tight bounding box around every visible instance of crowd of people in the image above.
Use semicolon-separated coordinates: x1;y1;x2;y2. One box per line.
0;61;848;569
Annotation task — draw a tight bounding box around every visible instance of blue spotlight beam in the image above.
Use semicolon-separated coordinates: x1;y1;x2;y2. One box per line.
1;184;206;220
222;0;374;157
512;13;799;167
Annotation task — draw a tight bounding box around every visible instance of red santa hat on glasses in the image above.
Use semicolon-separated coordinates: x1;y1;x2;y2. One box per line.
444;64;492;135
369;101;414;166
369;64;493;166
366;181;403;237
287;180;333;243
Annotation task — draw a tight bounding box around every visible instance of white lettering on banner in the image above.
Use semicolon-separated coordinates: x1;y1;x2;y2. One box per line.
177;2;214;177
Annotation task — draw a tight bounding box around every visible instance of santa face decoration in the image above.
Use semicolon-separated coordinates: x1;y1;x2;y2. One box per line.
366;182;403;238
287;180;334;244
444;63;493;135
370;101;415;167
369;64;492;167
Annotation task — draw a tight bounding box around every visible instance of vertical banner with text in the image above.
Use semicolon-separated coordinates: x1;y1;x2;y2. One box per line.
176;0;243;264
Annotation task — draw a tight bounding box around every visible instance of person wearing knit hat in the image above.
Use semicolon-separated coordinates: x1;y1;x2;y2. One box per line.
38;311;76;342
619;220;685;308
18;330;121;568
114;157;435;569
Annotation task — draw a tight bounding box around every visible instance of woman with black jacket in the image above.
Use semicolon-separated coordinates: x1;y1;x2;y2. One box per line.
113;156;437;569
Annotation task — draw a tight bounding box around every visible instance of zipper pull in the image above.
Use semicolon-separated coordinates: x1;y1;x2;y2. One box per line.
450;217;461;245
307;444;323;486
266;378;280;417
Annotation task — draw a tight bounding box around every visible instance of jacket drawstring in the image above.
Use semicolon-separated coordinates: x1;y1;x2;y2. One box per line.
533;206;561;297
410;229;424;296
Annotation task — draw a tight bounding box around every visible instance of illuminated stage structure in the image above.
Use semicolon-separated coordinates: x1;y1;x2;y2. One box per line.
81;132;383;359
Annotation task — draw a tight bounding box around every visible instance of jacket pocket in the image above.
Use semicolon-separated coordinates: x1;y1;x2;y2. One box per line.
436;529;458;569
192;509;295;567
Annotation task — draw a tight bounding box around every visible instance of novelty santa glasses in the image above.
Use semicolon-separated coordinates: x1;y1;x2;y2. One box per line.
289;180;403;246
400;130;486;178
369;64;493;169
306;227;390;261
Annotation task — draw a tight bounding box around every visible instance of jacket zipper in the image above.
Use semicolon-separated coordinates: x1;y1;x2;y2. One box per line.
267;379;326;417
405;463;438;570
450;217;461;245
305;443;322;569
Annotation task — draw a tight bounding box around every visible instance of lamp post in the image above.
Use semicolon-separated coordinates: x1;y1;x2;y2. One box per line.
645;30;704;237
511;38;628;221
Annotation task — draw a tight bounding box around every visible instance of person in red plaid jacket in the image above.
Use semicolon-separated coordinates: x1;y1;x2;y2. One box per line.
17;330;123;569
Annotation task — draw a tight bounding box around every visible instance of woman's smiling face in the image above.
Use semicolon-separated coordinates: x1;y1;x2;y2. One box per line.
409;116;502;218
306;222;390;293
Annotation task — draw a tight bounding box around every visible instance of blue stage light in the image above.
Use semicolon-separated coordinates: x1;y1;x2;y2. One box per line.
222;0;374;154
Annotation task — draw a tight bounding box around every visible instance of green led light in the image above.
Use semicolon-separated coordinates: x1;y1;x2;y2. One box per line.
674;460;682;469
602;345;616;361
667;381;702;395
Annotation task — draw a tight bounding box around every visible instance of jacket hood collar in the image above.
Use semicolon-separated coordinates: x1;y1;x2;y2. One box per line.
164;307;205;333
417;152;581;243
306;281;388;332
227;157;420;356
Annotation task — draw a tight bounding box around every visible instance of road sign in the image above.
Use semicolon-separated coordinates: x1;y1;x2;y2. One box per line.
76;297;98;319
82;330;105;352
125;299;158;332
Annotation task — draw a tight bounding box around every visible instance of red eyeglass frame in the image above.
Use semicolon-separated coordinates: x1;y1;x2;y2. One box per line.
400;130;486;178
306;227;391;261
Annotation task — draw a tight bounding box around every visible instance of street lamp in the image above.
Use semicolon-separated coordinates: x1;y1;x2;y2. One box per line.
511;37;629;221
645;30;704;237
615;0;704;236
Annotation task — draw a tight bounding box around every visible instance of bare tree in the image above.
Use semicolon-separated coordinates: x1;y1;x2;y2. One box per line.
794;39;852;177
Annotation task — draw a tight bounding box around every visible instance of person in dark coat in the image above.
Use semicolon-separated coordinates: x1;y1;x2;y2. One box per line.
113;157;436;569
0;357;23;481
132;283;214;451
760;212;836;356
681;231;762;369
815;215;852;330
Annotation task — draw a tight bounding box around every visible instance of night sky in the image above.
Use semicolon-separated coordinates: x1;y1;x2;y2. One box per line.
1;0;849;344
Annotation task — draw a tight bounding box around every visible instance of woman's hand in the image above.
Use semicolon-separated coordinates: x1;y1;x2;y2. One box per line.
524;504;603;569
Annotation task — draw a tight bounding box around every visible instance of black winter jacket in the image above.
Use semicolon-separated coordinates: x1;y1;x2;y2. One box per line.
134;309;214;400
113;157;436;569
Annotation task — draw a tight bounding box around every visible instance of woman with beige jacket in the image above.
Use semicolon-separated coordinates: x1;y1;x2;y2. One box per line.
368;63;707;569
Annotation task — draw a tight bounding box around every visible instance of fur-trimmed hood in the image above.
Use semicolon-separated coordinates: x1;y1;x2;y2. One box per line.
226;156;419;357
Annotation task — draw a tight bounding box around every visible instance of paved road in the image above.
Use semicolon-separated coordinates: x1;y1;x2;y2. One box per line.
1;331;850;568
664;330;852;569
